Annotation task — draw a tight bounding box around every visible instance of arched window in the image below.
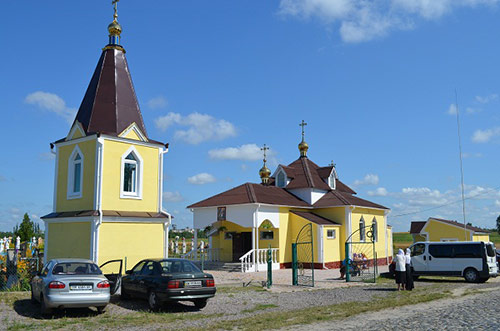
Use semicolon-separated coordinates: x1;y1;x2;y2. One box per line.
359;217;365;242
277;171;286;188
328;172;336;189
372;217;378;242
121;147;143;199
67;146;83;199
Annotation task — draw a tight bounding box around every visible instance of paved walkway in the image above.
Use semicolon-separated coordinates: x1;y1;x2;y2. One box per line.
209;265;389;289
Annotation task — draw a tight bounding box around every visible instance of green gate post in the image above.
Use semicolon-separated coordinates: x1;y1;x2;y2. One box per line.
345;242;350;282
201;249;204;272
292;243;298;286
267;246;272;288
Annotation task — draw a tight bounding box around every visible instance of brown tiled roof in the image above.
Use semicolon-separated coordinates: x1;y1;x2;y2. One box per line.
72;48;148;138
187;183;311;208
290;211;341;226
335;179;356;194
316;166;333;179
410;221;426;234
41;210;169;219
313;190;388;209
285;157;331;190
429;217;489;233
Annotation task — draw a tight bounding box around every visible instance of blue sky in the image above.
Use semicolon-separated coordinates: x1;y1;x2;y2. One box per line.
1;0;500;232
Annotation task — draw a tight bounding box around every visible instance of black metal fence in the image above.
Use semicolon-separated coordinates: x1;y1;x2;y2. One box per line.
0;249;43;291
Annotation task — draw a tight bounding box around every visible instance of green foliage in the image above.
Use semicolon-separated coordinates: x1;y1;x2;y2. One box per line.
496;215;500;235
12;213;42;242
0;231;13;238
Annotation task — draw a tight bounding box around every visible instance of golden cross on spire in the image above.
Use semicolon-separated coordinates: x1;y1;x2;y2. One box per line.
261;144;269;163
299;120;307;141
112;0;120;21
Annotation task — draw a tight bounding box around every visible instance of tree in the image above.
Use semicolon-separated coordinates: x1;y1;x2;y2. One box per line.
13;213;42;242
496;215;500;235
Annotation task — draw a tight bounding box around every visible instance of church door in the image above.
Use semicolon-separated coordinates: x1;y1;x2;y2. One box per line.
232;232;252;262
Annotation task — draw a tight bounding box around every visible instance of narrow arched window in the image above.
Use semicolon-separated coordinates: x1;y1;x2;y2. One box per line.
359;217;366;242
123;153;138;193
277;171;286;188
121;147;143;199
372;217;378;242
67;146;84;199
329;172;336;189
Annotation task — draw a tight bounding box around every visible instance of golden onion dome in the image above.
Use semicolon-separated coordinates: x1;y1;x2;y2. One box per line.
298;140;309;156
259;165;271;179
108;20;122;36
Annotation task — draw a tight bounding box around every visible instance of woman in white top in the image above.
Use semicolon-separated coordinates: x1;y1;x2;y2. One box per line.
405;248;414;291
394;249;406;291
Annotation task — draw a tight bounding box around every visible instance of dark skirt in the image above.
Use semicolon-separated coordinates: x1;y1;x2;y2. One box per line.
405;264;414;290
395;270;406;284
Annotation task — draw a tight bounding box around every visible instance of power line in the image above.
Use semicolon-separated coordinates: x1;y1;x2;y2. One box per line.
455;90;468;239
388;185;500;219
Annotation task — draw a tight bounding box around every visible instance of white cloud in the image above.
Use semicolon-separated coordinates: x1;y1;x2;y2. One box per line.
208;144;267;161
466;107;481;114
447;104;457;115
25;91;76;123
475;93;498;104
155;112;237;144
148;96;168;110
472;127;500;143
279;0;497;43
353;174;379;186
163;191;184;202
187;173;216;185
368;187;388;196
496;200;500;207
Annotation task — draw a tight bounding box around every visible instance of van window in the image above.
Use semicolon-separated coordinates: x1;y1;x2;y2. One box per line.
411;244;425;256
452;244;482;258
486;243;495;257
429;244;453;258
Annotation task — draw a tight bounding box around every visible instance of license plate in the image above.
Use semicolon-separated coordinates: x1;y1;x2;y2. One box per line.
70;285;92;290
184;281;202;287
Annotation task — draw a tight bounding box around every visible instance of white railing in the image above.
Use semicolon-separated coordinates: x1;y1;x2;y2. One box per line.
239;248;279;273
180;248;221;262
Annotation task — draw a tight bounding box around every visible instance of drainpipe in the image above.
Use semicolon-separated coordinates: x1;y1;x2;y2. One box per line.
159;144;172;258
94;135;104;263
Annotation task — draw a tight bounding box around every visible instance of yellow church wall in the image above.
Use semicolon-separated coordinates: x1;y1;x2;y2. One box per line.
387;226;393;258
322;225;341;263
101;139;159;212
289;213;320;263
351;208;388;260
279;207;291;263
47;222;91;260
98;222;164;268
56;139;96;212
472;234;490;242
122;129;142;141
413;234;426;242
210;221;252;262
424;219;471;241
313;207;346;259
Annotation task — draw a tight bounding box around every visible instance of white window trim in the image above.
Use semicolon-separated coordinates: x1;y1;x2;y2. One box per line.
67;145;84;200
118;122;148;142
328;172;336;189
120;146;144;200
326;229;336;239
359;216;366;242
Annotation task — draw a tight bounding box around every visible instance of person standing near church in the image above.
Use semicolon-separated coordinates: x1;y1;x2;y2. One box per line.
394;249;406;291
405;248;414;291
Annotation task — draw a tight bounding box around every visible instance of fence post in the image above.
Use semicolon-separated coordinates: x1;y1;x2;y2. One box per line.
292;243;298;286
345;243;350;282
267;245;272;288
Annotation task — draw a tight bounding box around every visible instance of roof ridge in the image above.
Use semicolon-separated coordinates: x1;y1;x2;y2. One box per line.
331;190;351;205
246;183;257;203
301;158;314;187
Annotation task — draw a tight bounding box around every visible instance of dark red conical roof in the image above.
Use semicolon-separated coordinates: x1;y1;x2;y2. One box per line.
73;48;148;138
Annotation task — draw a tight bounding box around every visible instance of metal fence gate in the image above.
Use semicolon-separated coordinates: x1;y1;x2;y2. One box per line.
292;223;314;287
345;224;377;283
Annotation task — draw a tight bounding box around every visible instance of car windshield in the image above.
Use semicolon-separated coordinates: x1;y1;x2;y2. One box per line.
52;262;102;275
486;244;495;257
159;260;201;274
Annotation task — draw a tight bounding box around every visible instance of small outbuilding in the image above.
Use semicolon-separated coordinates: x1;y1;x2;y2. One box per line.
410;217;490;242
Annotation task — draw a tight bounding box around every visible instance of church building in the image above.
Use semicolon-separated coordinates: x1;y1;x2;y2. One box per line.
42;5;171;267
189;123;393;272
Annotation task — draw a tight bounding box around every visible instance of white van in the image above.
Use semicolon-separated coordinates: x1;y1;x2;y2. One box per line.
409;241;498;282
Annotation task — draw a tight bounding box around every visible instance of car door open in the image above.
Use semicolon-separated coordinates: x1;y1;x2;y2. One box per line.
99;259;123;295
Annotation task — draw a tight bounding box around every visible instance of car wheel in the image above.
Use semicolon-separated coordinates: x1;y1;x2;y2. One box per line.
97;305;107;314
194;299;207;309
464;268;479;283
148;291;160;311
40;295;52;316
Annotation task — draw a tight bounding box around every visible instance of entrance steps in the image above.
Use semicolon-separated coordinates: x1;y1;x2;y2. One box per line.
193;261;241;272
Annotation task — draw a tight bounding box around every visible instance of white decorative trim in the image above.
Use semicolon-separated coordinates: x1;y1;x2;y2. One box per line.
52;146;59;211
66;121;86;141
55;135;95;147
318;225;324;267
67;145;84;200
101;134;164;148
118;122;148;142
120;146;144;200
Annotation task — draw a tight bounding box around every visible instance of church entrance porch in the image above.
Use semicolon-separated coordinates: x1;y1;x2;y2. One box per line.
232;232;252;262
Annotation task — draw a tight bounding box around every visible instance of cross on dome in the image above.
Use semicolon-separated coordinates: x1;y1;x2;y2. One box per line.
298;120;309;157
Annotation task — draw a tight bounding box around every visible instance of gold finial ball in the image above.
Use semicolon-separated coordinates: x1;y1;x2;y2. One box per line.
108;20;122;35
259;165;271;179
298;140;309;153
